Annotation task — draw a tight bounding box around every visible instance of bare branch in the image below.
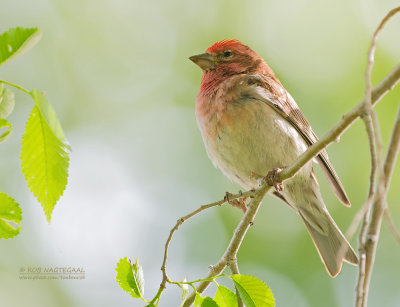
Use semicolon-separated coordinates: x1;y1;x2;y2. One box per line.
149;190;254;305
182;184;270;307
278;64;400;182
384;208;400;245
355;7;400;307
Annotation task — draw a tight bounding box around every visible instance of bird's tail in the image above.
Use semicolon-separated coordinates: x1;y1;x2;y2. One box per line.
298;207;358;277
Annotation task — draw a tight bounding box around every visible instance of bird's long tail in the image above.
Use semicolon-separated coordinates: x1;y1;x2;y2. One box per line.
298;206;358;277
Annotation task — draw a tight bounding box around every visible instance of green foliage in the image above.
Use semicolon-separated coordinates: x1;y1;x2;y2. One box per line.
0;26;70;232
20;91;70;223
0;118;12;143
0;27;41;66
231;274;275;307
115;258;145;300
115;257;275;306
0;85;15;118
194;295;219;307
0;192;22;239
214;285;238;307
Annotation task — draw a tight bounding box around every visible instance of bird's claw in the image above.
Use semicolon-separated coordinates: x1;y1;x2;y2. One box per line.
264;168;284;192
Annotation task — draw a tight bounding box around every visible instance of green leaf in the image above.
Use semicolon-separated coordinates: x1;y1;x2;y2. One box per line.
20;102;70;223
0;192;22;239
214;285;238;307
231;275;275;307
0;118;12;143
0;27;42;66
115;258;145;299
30;89;68;142
0;85;15;118
195;294;220;307
194;293;204;307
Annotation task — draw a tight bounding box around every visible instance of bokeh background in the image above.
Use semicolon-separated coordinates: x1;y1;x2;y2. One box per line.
1;0;400;306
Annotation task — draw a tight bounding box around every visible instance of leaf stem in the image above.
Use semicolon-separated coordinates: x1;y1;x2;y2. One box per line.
0;80;31;96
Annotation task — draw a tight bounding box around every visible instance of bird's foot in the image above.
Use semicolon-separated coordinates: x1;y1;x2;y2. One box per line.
224;192;248;213
264;168;284;192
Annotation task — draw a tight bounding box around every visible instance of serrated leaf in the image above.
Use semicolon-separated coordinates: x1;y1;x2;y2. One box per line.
0;27;42;66
115;258;145;299
30;89;69;142
214;285;238;307
0;118;12;143
0;85;15;118
231;275;275;307
0;192;22;239
21;105;70;223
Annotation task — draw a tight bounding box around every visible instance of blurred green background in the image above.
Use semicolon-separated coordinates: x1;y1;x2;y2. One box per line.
1;0;400;306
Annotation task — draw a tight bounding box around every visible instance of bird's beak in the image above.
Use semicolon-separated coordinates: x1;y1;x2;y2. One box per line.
189;53;216;71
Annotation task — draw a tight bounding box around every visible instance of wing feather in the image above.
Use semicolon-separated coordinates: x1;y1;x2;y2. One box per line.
244;74;350;206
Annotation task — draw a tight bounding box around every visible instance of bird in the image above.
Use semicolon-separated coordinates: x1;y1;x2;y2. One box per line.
189;39;358;277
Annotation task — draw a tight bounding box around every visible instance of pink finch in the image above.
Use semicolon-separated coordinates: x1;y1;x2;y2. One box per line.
190;39;358;277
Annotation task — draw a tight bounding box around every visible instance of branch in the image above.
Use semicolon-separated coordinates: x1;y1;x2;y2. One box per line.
354;6;400;307
384;208;400;245
360;102;400;299
278;63;400;182
149;190;255;305
182;184;270;307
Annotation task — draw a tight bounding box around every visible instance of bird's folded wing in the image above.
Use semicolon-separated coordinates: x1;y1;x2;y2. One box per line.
242;74;350;206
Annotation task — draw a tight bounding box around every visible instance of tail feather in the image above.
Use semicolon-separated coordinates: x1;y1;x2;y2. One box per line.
299;209;358;277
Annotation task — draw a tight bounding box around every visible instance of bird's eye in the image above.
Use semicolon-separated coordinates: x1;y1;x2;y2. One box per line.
223;50;233;58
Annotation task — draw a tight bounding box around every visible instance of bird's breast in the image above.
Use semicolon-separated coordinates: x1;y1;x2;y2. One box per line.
196;92;309;190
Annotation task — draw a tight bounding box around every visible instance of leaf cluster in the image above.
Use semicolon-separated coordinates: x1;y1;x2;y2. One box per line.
0;27;70;238
115;257;275;307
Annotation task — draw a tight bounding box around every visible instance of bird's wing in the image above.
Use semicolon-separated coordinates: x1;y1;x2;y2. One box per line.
242;74;350;206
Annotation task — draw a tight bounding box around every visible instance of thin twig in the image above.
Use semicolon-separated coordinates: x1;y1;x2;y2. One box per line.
384;208;400;245
182;184;270;307
355;6;400;307
278;63;400;182
149;190;255;305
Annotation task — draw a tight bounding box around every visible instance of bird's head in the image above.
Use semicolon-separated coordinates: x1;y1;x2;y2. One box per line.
189;39;265;76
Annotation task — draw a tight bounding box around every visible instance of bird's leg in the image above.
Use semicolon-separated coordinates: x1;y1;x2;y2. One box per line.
264;168;284;192
224;192;248;213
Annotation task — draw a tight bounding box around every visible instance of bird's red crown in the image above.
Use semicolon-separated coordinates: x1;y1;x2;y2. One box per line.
206;39;243;53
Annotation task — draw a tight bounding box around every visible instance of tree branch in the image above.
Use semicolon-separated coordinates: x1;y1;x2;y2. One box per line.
384;208;400;245
354;6;400;307
360;102;400;301
182;184;270;307
149;190;255;305
278;63;400;182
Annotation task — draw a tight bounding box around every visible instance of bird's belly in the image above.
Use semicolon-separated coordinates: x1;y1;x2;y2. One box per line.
198;99;310;190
